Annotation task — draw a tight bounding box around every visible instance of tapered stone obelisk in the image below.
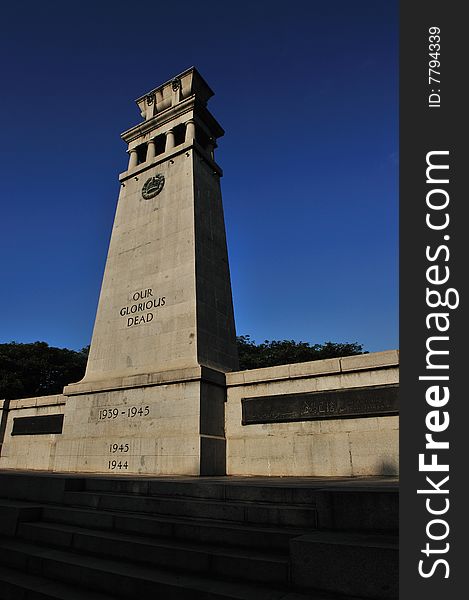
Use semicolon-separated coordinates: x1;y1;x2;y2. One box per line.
59;68;238;475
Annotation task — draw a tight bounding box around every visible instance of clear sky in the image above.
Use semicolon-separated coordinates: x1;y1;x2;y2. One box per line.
0;0;398;353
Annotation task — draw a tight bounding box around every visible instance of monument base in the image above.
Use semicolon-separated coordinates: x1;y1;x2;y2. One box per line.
59;366;227;476
0;367;227;476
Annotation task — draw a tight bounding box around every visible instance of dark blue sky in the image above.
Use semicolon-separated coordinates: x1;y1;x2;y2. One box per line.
0;0;398;353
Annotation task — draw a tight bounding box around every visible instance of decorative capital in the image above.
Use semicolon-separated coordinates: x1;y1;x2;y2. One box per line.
146;93;155;106
171;78;181;92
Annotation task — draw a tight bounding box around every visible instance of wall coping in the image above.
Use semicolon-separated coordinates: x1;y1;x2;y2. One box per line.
2;351;399;403
8;395;67;410
226;350;399;387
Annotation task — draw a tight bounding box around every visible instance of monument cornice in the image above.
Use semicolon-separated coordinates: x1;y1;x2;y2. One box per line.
121;97;224;145
63;365;227;396
121;96;195;143
134;66;215;105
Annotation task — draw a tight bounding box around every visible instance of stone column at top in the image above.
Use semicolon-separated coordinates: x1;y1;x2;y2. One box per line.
128;148;138;169
146;138;156;161
185;120;195;143
165;129;175;152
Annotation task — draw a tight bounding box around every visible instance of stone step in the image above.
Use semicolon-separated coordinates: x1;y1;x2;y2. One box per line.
0;537;333;600
98;480;398;533
63;490;318;528
0;499;42;536
0;473;79;505
41;505;301;551
82;478;398;524
0;563;116;600
0;475;396;598
17;521;289;585
0;473;398;533
313;489;397;533
83;478;324;505
290;532;398;600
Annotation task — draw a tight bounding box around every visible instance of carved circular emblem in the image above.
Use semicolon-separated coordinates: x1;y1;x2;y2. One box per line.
142;174;165;199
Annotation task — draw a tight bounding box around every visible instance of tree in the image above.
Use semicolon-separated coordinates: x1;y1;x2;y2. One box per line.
0;342;89;401
236;335;365;370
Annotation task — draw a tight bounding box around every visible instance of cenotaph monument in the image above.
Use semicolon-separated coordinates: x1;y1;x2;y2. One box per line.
58;68;238;476
0;68;399;481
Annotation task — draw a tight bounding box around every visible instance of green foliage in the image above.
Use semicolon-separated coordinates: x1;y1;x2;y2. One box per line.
236;335;366;370
0;342;89;401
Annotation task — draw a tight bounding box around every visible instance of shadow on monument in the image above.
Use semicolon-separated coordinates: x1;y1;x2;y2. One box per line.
377;459;399;476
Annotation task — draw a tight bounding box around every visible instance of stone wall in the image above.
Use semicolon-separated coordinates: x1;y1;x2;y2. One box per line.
225;351;399;477
0;395;66;471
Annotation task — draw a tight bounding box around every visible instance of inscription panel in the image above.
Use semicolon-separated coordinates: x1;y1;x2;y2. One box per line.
11;414;64;436
90;402;153;471
118;288;166;328
97;406;150;420
241;385;398;425
107;441;131;471
93;404;151;471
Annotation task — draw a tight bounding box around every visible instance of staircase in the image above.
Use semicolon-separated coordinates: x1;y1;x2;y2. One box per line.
0;472;398;599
